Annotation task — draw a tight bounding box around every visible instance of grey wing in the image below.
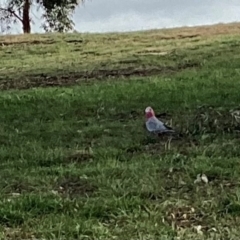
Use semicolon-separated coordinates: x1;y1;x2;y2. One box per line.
146;121;158;132
146;118;175;133
154;119;175;133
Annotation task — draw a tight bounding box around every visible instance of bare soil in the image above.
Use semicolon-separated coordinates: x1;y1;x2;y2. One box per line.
0;61;200;90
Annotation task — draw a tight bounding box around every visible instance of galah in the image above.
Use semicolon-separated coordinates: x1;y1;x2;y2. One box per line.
145;106;175;134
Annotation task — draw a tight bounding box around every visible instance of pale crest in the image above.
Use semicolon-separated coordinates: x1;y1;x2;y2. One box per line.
145;106;153;113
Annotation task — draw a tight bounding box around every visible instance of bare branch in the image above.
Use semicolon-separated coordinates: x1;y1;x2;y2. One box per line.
0;7;23;23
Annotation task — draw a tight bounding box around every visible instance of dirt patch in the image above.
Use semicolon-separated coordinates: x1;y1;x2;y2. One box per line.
65;39;83;44
0;61;200;90
177;34;200;39
156;34;200;40
0;39;56;46
56;176;97;197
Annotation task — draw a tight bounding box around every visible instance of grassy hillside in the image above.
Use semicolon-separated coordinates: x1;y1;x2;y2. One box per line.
1;22;240;239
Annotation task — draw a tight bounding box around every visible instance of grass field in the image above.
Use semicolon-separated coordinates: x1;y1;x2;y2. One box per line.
1;22;240;239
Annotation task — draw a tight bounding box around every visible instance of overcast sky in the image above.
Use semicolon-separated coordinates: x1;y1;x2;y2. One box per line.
7;0;240;34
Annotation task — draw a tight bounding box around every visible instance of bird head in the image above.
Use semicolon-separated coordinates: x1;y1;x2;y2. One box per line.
145;106;155;119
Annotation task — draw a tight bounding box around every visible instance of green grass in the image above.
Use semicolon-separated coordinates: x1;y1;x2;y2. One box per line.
1;23;240;239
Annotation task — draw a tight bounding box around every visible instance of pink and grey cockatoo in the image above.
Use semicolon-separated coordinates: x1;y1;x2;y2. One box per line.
145;106;175;134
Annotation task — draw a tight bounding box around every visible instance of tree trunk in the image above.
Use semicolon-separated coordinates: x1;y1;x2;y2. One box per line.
22;0;31;33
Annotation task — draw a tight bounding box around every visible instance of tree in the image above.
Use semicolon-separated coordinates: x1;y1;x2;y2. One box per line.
0;0;84;34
